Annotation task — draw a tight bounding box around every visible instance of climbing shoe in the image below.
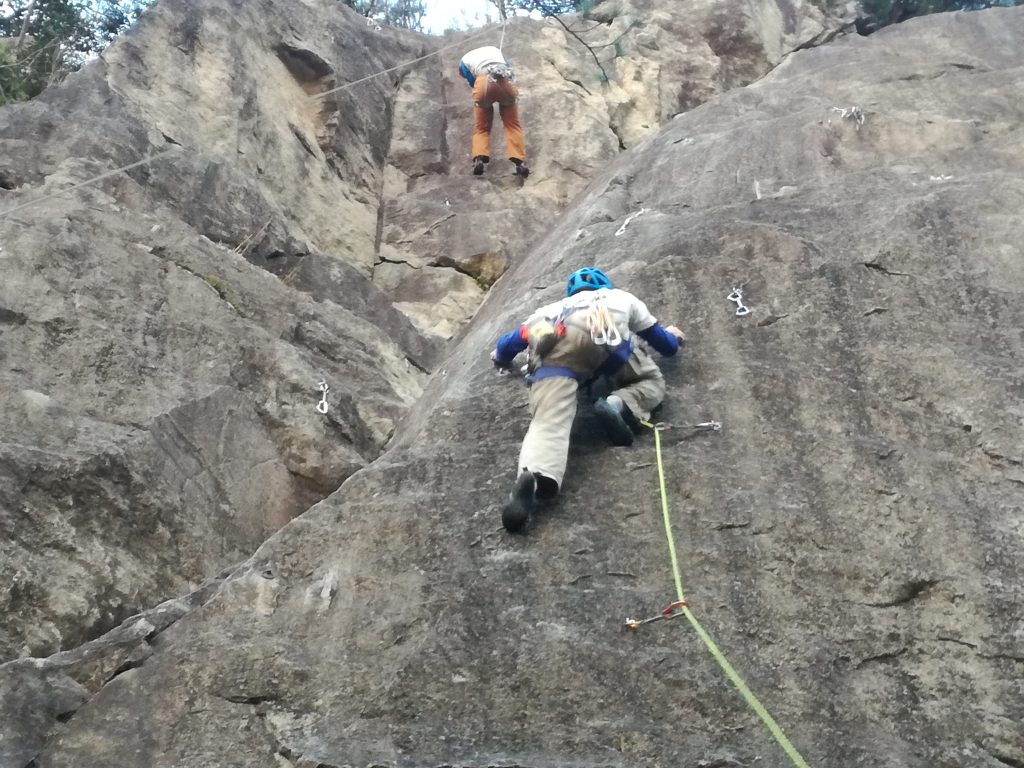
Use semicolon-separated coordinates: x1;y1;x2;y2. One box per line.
594;397;635;446
502;471;536;533
512;159;530;179
472;156;487;176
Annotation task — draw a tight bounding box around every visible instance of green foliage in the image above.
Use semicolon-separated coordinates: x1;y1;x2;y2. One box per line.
502;0;593;14
0;45;28;104
856;0;1024;33
338;0;427;31
0;1;154;103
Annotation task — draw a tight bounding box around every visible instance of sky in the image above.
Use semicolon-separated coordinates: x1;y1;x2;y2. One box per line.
421;0;504;34
0;1;517;38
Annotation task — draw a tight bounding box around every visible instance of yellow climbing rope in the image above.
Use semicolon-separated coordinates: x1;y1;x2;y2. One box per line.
637;419;812;768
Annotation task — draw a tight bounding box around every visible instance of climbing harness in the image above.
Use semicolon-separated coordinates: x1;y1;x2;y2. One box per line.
476;60;518;109
614;207;647;236
631;417;811;768
484;62;514;82
315;381;330;414
728;287;751;317
624;600;688;629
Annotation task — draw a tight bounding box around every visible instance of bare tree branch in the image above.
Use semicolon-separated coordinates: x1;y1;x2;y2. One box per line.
547;12;609;82
14;0;39;57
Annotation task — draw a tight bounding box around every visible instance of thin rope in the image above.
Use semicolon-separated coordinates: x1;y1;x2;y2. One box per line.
0;150;177;221
499;17;508;50
313;24;498;101
640;419;812;768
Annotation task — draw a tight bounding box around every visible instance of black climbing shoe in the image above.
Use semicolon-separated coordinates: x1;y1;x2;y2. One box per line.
513;159;530;179
502;471;536;533
473;156;488;176
594;398;635;446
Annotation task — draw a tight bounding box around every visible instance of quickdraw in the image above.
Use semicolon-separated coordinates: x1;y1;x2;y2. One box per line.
728;288;751;317
624;600;689;629
587;304;622;347
316;381;330;414
645;421;722;433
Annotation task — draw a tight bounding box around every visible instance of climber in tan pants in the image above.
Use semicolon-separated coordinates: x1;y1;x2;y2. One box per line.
458;45;528;178
491;268;685;532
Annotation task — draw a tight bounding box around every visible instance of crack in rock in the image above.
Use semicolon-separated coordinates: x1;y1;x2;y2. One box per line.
855;646;908;668
863;260;912;277
863;578;939;608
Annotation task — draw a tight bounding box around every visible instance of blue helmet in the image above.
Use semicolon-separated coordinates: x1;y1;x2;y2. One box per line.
566;267;613;297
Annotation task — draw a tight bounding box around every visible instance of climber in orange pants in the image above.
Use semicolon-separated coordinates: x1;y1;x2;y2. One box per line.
458;45;529;179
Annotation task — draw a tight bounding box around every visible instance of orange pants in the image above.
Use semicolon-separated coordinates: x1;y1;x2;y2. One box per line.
472;75;525;162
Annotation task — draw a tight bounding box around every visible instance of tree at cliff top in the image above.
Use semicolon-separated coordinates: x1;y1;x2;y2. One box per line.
856;0;1024;32
489;0;594;19
338;0;427;31
0;0;153;105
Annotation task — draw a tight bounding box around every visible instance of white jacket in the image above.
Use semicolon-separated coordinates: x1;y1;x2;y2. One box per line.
460;46;508;76
525;288;657;342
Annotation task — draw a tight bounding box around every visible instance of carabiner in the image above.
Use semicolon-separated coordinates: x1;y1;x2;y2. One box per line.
316;381;330;414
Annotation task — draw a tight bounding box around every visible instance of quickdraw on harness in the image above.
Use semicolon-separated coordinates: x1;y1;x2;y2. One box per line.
586;303;622;347
484;62;514;82
518;296;628;381
518;316;567;376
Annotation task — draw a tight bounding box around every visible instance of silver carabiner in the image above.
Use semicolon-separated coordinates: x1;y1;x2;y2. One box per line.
728;288;751;316
604;323;622;346
316;381;329;414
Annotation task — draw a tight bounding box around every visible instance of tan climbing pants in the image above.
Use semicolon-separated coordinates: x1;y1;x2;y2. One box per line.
517;328;667;489
472;75;525;162
608;344;666;423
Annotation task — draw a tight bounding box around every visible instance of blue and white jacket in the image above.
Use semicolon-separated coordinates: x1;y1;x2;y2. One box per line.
459;46;510;87
494;288;680;377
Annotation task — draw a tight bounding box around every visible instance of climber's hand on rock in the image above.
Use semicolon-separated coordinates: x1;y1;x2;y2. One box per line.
665;325;686;344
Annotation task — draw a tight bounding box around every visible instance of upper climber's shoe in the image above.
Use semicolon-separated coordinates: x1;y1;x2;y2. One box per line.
513;159;530;179
473;156;487;176
594;397;635;446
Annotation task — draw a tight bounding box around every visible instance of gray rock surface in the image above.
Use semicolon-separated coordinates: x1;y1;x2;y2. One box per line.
0;0;852;668
0;0;443;661
376;0;858;337
4;5;1021;768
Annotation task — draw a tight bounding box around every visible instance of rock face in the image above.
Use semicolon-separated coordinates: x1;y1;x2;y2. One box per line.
377;0;857;336
2;4;1021;768
0;0;853;666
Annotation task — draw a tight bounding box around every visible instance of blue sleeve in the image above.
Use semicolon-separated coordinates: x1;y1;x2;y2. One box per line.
459;62;475;87
638;323;679;357
494;328;527;364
